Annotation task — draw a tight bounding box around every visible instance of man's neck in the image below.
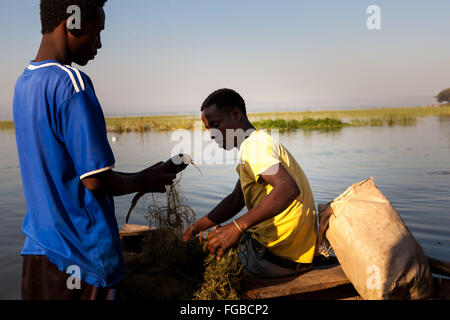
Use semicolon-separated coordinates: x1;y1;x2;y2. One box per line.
34;29;71;65
241;120;255;134
236;120;256;149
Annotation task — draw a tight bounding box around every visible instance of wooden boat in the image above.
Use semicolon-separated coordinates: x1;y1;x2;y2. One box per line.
241;256;450;300
120;224;450;300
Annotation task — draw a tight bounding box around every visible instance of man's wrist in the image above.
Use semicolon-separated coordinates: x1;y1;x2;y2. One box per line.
190;223;201;235
234;217;249;232
232;220;244;233
129;173;144;193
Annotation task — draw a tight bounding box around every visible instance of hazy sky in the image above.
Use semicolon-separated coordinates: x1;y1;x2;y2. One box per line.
1;0;449;119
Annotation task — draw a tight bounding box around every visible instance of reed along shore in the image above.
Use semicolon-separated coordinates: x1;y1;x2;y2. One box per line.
1;105;449;133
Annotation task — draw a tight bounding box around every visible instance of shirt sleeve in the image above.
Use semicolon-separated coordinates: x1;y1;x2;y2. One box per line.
58;91;115;179
240;137;281;182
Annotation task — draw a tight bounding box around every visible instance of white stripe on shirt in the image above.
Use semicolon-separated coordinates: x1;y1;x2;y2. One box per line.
27;63;84;93
80;165;115;180
65;65;86;92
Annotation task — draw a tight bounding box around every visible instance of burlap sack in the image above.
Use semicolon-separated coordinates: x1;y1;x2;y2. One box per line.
317;177;434;300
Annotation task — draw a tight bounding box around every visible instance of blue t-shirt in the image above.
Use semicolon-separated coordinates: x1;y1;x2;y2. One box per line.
13;60;125;288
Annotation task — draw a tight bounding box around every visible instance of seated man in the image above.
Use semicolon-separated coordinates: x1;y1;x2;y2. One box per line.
183;88;317;278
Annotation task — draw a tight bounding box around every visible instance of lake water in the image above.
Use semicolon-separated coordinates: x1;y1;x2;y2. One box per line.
1;116;449;299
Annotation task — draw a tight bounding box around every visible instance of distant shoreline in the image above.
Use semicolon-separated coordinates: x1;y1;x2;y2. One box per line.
1;105;449;132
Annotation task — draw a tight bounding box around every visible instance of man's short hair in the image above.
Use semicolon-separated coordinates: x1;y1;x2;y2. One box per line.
40;0;107;34
201;88;247;116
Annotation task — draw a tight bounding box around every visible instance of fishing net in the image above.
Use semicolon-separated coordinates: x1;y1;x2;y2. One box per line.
193;239;243;300
120;175;244;300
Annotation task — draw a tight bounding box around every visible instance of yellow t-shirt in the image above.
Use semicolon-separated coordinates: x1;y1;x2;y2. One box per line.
236;129;317;263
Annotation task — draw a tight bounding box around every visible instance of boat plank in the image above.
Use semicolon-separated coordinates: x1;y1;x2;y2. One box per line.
242;264;351;300
119;224;156;238
428;257;450;278
432;277;450;300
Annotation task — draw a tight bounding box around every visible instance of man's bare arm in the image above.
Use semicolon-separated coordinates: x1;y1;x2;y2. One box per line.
182;180;245;241
82;162;176;197
208;180;245;224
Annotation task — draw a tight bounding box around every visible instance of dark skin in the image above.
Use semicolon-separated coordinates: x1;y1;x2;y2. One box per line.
183;104;301;259
35;7;175;195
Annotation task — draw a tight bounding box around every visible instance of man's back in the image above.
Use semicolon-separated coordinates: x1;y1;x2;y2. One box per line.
14;60;125;287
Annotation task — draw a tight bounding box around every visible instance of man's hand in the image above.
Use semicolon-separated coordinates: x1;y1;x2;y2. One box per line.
137;161;177;193
207;222;244;260
182;215;217;242
182;224;200;242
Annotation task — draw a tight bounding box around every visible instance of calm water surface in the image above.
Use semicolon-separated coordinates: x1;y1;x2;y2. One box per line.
0;116;449;299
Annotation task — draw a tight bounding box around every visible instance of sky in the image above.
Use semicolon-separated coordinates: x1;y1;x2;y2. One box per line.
1;0;449;119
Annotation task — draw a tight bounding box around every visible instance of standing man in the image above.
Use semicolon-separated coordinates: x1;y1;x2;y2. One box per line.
13;0;175;299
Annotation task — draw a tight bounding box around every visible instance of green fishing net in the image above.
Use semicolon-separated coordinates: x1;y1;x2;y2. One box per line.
120;178;243;300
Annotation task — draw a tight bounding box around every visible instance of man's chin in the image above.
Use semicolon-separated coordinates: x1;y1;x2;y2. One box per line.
74;57;93;67
73;61;88;67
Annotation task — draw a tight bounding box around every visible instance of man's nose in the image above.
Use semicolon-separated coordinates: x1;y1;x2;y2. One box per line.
96;36;102;49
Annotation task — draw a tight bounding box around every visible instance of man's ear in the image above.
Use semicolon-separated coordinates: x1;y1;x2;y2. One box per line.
231;107;243;122
66;4;82;35
65;15;83;38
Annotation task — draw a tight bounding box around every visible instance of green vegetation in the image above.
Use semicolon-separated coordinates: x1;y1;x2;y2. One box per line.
0;121;14;130
2;105;450;133
348;116;417;127
247;106;447;131
105;105;447;132
252;116;419;131
105;115;197;133
253;118;347;130
248;105;450;122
